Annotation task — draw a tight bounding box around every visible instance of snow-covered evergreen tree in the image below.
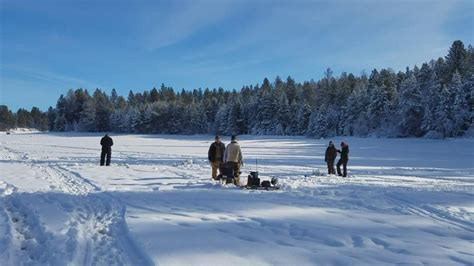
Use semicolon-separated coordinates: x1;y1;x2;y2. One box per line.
78;98;96;131
367;84;391;134
42;40;472;139
435;85;454;138
398;74;424;137
451;72;469;136
253;81;280;135
307;110;329;138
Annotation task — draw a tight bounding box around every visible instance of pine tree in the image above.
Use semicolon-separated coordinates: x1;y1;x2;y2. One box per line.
254;89;279;135
126;107;141;133
295;104;311;135
367;84;391;134
215;104;230;135
47;107;56;131
93;89;112;132
285;76;298;105
307;110;328;138
226;100;245;135
78;98;96;131
434;85;454;138
150;87;159;102
398;74;424;137
0;105;16;129
445;40;468;81
275;87;290;134
54;114;67;132
451;72;469;136
16;109;33;128
466;45;474;78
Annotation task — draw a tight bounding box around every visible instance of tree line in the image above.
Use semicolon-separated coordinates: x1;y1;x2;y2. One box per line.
1;40;473;138
0;106;48;131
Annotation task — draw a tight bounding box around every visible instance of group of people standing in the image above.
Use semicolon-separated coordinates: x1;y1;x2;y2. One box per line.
324;141;349;177
208;135;243;185
207;136;350;184
100;133;349;180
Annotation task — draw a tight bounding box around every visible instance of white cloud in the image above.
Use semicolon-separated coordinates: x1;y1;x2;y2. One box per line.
1;65;105;91
137;0;239;51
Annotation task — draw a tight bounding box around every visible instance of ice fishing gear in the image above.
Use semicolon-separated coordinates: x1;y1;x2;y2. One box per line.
247;171;260;187
243;158;280;190
217;163;235;184
271;177;278;186
260;180;271;188
246;158;260;187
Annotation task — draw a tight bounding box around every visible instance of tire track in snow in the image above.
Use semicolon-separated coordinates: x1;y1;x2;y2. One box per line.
45;165;153;265
41;164;99;195
2;161;153;265
383;192;474;233
0;181;67;265
0;181;16;265
0;145;28;161
68;193;153;266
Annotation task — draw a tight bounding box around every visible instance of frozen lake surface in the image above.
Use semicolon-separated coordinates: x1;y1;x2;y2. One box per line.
0;132;473;265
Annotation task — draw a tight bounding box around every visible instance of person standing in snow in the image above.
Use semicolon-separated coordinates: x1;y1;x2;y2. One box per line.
325;141;337;175
336;141;349;177
208;135;226;180
100;133;113;166
224;135;243;186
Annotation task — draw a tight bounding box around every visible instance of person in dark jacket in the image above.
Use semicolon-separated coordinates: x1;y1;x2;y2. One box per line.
325;141;337;175
208;135;225;180
100;133;113;166
336;141;349;177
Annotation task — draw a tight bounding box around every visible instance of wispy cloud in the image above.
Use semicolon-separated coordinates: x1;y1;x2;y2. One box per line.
137;0;239;51
1;65;105;91
2;0;472;109
148;0;471;91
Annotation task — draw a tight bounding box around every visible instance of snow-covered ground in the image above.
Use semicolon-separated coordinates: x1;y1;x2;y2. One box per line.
0;132;473;265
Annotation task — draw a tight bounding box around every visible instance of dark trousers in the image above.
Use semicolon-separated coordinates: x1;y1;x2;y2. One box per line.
337;158;348;177
227;162;241;185
100;150;111;166
326;161;336;175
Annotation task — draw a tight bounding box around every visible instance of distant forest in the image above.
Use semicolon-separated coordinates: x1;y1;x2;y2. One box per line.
1;40;473;138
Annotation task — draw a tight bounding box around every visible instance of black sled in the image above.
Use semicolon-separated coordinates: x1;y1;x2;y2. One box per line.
243;172;280;190
215;163;238;185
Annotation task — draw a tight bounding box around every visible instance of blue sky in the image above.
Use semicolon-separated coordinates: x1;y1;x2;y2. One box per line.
1;0;473;111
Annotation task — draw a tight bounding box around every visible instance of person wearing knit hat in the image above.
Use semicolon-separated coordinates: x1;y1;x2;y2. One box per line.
208;135;226;180
224;135;243;185
325;141;337;175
